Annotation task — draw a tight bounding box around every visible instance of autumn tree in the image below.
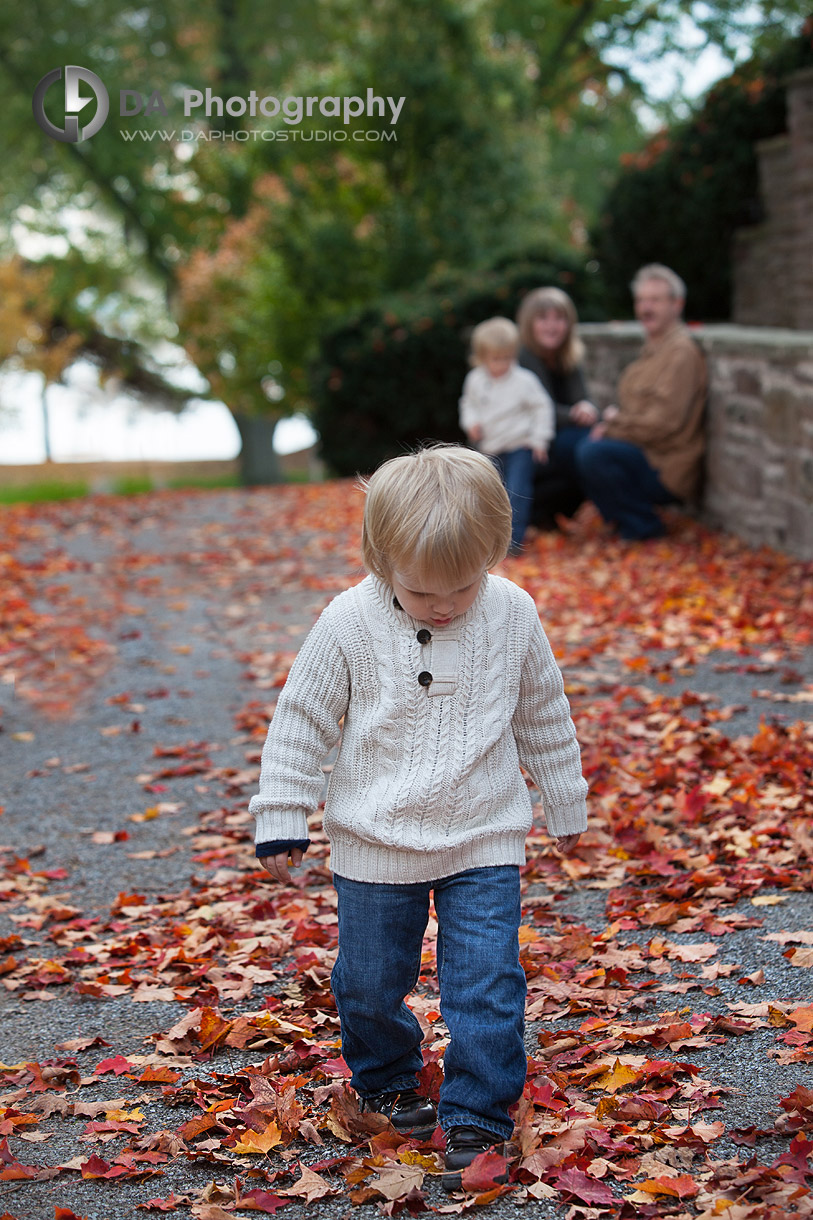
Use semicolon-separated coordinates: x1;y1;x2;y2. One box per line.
0;258;83;456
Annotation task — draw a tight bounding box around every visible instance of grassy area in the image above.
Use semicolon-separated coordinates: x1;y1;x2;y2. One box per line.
166;473;242;491
0;471;290;504
0;481;90;504
112;476;155;496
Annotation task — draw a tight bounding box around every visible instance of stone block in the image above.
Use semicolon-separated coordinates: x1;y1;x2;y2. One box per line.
721;452;764;498
722;396;759;427
798;452;813;501
763;461;787;487
784;499;813;559
763;385;795;444
733;368;763;396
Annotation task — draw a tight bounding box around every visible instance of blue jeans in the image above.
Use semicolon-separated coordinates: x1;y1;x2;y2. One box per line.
575;437;677;539
549;424;591;482
331;866;527;1141
491;448;535;551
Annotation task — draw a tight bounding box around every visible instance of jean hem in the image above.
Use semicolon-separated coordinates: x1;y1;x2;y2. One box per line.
357;1076;420;1099
439;1114;514;1142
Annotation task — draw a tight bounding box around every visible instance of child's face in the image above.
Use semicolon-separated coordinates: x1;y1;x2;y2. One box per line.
391;567;485;628
532;309;569;353
482;351;514;379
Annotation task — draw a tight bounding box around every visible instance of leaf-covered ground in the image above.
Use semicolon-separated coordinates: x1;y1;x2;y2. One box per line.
1;484;812;1220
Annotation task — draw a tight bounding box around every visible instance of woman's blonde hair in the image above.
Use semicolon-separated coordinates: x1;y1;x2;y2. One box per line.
516;287;584;372
361;445;512;584
469;316;519;366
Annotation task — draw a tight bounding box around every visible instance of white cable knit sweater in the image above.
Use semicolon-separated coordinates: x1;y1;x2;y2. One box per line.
249;573;588;884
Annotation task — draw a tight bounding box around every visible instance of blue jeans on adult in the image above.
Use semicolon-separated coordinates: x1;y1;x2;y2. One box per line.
491;448;535;551
331;866;527;1142
549;424;591;482
575;437;678;540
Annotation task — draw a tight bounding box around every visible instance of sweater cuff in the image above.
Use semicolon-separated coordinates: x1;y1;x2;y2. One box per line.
543;801;588;840
255;839;311;859
250;804;310;847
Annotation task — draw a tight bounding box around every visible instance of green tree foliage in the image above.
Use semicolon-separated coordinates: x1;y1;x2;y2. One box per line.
592;23;813;320
174;0;573;415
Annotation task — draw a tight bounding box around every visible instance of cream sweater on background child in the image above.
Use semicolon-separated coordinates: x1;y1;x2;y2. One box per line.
249;573;587;884
459;364;555;456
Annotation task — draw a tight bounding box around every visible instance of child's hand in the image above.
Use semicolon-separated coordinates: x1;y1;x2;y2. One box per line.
533;446;548;463
259;848;303;883
555;833;581;854
467;424;484;443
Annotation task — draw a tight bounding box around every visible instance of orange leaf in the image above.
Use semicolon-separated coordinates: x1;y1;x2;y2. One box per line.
789;1008;813;1032
198;1006;234;1051
637;1175;698;1199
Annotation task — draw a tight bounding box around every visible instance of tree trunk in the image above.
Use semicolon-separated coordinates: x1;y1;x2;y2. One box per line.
233;413;284;486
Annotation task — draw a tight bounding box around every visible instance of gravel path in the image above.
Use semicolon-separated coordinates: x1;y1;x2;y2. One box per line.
1;487;811;1220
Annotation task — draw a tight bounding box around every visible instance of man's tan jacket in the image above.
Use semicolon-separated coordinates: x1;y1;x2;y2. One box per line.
604;324;707;501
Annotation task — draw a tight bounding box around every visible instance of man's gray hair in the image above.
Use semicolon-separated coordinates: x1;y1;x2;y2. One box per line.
631;263;686;301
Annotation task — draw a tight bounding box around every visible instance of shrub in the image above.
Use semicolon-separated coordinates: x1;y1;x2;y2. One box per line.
592;24;813;321
310;252;606;477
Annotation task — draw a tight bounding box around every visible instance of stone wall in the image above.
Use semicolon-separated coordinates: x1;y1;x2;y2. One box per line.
732;67;813;329
580;322;813;558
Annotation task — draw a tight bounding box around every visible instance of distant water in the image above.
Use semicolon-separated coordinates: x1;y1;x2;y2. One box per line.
0;367;316;463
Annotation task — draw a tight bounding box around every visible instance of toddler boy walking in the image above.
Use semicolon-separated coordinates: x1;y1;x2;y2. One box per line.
250;445;587;1190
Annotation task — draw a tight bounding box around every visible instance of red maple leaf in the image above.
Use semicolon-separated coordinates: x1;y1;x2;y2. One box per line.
553;1167;617;1205
460;1151;510;1193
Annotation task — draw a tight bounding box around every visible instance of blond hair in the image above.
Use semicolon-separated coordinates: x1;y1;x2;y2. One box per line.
516;287;584;373
469;317;519;366
361;445;512;583
631;263;686;301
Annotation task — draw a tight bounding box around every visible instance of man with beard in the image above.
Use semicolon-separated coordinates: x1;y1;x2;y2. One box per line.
576;264;707;540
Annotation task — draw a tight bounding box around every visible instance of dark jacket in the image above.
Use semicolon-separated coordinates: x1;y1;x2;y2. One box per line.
518;347;591;431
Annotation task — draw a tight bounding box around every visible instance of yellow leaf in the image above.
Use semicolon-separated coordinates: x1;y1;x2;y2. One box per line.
398;1149;438;1170
129;807;160;823
590;1059;642;1093
232;1121;282;1154
704;775;731;796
